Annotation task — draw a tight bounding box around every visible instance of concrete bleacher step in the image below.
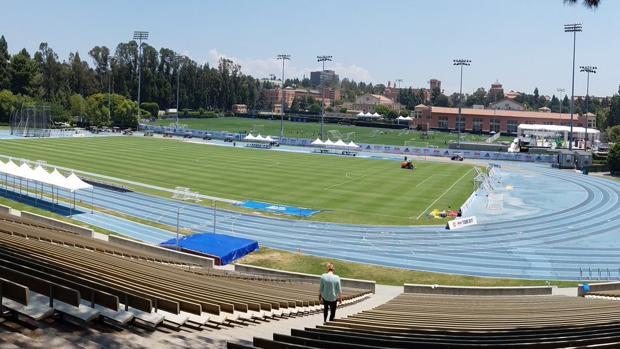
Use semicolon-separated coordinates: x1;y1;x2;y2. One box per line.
2;293;54;321
124;305;165;328
156;309;189;328
79;300;134;326
183;311;209;326
31;292;100;324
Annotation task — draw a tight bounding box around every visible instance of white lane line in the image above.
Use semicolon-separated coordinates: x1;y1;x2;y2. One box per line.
416;168;475;220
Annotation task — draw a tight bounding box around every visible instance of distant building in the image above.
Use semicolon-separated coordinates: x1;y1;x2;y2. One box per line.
488;81;504;103
429;79;441;91
261;87;334;109
310;70;339;86
382;81;400;101
232;104;247;114
345;93;402;112
412;106;590;134
488;98;525;111
505;90;522;100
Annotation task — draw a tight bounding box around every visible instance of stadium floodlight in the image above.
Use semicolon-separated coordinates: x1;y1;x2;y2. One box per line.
557;88;566;114
564;23;582;150
132;30;149;132
580;65;597;150
276;54;291;140
317;55;333;139
175;55;186;130
453;59;471;148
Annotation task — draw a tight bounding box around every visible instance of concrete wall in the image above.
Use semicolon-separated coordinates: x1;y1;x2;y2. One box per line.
404;283;554;296
106;235;214;268
19;211;94;237
0;204;11;214
578;281;620;297
235;264;376;292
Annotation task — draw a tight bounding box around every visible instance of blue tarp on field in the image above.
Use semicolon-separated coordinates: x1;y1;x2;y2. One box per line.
159;233;259;265
237;201;321;217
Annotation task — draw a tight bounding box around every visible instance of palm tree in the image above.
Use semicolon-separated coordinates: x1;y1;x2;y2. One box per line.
564;0;601;8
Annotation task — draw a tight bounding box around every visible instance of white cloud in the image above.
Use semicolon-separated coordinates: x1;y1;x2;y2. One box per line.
205;48;373;82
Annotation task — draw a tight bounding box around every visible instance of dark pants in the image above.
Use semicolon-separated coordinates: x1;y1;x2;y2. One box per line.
323;300;337;322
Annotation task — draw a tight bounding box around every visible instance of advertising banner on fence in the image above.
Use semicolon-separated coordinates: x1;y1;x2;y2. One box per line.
447;216;478;230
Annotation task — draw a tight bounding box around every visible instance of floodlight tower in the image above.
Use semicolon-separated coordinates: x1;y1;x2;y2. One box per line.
557;88;566;115
277;54;291;140
580;65;596;150
175;55;186;130
564;23;582;150
133;30;149;131
453;59;471;148
317;55;332;139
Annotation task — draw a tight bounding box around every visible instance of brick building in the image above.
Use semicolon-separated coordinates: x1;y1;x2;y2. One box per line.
412;105;595;135
261;87;339;109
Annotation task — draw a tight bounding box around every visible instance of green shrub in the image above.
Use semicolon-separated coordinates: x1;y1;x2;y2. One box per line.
608;142;620;175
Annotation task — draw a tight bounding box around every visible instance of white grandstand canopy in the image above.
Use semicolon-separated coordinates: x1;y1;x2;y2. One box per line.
311;138;324;146
0;160;92;192
517;124;600;134
323;139;334;146
334;139;348;148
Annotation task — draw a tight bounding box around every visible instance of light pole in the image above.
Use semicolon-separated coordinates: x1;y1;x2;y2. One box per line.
565;23;582;150
580;65;597;150
175;55;185;130
453;59;471;148
133;30;149;131
317;55;332;139
276;54;291;140
557;88;565;114
176;207;183;250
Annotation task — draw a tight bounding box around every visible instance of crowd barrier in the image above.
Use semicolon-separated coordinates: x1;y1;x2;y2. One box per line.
141;124;556;163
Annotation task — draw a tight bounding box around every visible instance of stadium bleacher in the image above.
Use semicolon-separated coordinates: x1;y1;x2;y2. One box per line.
234;293;620;348
0;214;370;331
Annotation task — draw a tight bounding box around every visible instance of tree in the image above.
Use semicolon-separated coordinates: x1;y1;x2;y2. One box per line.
434;94;450;107
465;87;486;106
607;125;620;143
0;89;18;123
69;93;86;120
308;103;321;114
608;142;620;175
0;36;10;89
140;102;159;118
608;95;620;127
373;104;391;116
10;48;42;97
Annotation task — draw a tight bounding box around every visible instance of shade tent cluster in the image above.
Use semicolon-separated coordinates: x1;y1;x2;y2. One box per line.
310;138;360;149
0;160;92;192
356;111;382;118
242;134;276;143
397;116;413;121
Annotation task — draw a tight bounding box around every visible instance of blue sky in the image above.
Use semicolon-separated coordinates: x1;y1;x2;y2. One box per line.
1;0;617;96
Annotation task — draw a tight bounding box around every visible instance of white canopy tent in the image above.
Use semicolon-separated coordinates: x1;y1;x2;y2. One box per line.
347;141;360;149
243;134;256;141
356;111;365;117
323;139;334;146
0;159;94;215
311;138;324;146
333;139;348;148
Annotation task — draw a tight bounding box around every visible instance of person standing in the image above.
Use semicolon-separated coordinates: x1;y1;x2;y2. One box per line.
319;262;342;322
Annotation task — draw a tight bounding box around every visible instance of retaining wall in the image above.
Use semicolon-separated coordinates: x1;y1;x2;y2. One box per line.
106;235;214;268
578;281;620;297
404;283;554;296
235;264;375;292
19;211;93;237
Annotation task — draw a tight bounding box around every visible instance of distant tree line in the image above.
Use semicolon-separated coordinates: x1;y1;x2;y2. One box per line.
0;35;263;126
